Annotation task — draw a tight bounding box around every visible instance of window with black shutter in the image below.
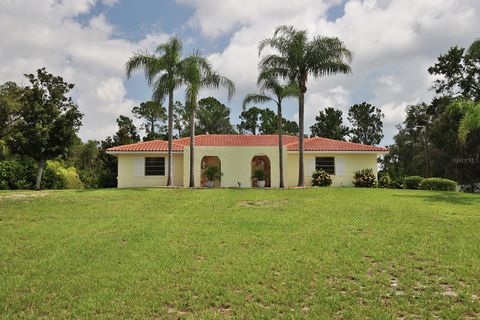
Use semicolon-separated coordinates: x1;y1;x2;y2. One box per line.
145;157;165;176
315;157;335;175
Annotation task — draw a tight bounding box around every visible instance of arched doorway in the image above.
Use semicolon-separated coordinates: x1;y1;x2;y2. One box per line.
200;156;221;187
251;155;271;187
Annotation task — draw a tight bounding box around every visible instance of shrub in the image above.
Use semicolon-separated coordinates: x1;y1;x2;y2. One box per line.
378;172;391;188
403;176;424;189
46;161;84;189
252;169;266;181
419;178;457;192
390;177;405;189
312;169;332;187
0;160;37;190
352;168;377;188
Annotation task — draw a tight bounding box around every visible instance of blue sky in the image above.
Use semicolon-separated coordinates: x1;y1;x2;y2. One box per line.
0;0;479;145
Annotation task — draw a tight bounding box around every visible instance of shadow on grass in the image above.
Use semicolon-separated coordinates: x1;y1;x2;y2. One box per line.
393;192;479;205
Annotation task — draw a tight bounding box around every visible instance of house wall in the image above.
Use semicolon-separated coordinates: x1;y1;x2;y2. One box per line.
286;152;379;187
116;153;184;188
182;146;286;188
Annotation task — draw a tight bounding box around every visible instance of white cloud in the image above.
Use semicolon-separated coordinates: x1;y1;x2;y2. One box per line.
182;0;480;145
0;0;169;140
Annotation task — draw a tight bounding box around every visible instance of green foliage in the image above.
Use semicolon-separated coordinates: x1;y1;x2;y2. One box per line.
419;178;457;192
311;169;332;187
202;165;222;182
251;168;266;181
238;107;262;134
403;176;424;190
449;99;480;143
0;160;36;189
0;81;24;139
7;68;82;189
41;165;66;190
196;97;236;134
114;115;140;145
377;172;392;188
132;101;167;141
46;161;84;189
352;168;377;188
310;107;349;140
348;102;384;145
428;39;480;101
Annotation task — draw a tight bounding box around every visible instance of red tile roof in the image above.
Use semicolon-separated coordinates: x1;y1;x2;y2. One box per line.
106;134;388;153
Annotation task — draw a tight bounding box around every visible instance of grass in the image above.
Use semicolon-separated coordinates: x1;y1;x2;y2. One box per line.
0;188;479;319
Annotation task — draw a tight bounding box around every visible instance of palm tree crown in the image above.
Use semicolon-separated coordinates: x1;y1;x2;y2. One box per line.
259;25;352;186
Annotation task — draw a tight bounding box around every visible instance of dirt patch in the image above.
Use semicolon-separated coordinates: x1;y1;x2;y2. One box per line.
238;200;288;208
0;192;49;201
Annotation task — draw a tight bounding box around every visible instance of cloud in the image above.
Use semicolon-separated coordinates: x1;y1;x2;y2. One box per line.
182;0;480;145
0;0;169;140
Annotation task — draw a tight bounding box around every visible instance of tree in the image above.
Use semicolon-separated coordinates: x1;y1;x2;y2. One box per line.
173;101;188;138
196;97;236;135
238;107;262;134
243;71;298;187
449;99;480;143
310;107;349;140
0;81;24;139
132;101;167;141
113;115;140;145
259;25;352;186
428;39;480;101
8;68;83;190
126;36;188;186
347;102;384;145
182;53;235;187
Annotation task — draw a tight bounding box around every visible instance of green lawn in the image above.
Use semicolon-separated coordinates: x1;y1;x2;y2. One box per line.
1;188;479;319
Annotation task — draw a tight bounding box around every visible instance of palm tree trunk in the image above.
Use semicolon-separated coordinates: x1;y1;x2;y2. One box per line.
298;91;305;187
189;109;195;187
277;102;284;188
167;90;174;186
35;159;46;190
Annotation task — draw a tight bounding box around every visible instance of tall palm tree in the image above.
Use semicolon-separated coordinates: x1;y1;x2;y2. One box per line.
182;53;235;187
259;25;352;186
451;99;480;143
126;36;185;186
243;70;298;188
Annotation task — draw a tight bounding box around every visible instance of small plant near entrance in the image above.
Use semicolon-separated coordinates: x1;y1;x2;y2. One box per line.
202;166;222;188
252;169;266;188
353;168;377;188
312;169;332;187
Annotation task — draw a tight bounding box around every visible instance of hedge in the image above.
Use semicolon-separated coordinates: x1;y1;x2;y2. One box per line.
419;178;457;192
353;168;377;188
403;176;424;189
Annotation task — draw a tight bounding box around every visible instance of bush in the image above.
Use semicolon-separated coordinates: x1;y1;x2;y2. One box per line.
312;169;332;187
46;161;84;189
403;176;424;189
0;160;37;190
390;177;405;189
352;168;377;188
378;172;391;188
419;178;457;192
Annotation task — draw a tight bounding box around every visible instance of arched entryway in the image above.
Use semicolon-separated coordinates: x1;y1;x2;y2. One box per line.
200;156;221;187
251;155;271;187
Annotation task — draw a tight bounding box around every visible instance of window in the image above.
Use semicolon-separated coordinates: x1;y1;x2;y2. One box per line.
145;157;165;176
315;157;335;175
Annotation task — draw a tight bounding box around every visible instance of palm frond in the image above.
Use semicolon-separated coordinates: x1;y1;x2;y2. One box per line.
242;93;273;110
125;50;163;84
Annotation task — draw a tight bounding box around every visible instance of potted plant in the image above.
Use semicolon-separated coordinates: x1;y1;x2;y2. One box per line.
252;169;266;188
203;165;222;188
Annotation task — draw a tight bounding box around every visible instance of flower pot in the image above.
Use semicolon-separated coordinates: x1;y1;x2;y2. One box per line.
206;181;215;188
257;180;266;188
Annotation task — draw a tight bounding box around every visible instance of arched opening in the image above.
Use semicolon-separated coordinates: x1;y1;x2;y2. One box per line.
251;155;271;187
200;156;221;187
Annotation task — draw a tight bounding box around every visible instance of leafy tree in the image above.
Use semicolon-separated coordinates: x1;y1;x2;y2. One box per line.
243;71;298;187
0;81;24;139
113;115;140;145
196;97;236;135
428;39;480;101
238;106;262;134
98;137;118;188
68;139;103;188
310;107;349;140
8;68;82;190
126;36;189;186
348;102;384;145
173;101;188;138
182;52;235;187
259;25;352;186
282;118;299;136
132;101;167;141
